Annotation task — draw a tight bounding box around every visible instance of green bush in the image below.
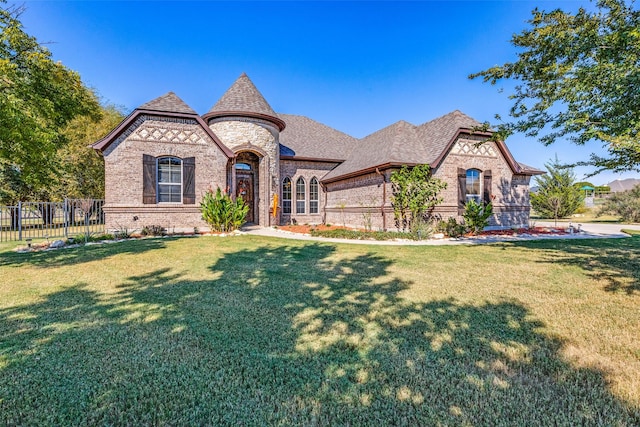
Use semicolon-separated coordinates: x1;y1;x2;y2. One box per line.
141;225;166;236
463;200;493;235
436;217;467;238
200;187;249;232
598;185;640;223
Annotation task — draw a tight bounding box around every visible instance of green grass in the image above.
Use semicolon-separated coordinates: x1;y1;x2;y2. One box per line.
1;235;639;425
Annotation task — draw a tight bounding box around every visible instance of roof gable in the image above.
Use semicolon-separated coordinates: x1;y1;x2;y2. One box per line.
92;92;233;158
138;92;198;115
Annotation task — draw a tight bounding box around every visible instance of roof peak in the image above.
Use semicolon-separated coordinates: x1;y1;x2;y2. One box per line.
138;92;197;115
204;73;285;130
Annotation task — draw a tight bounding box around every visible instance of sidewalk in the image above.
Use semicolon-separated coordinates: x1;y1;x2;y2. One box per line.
241;223;637;246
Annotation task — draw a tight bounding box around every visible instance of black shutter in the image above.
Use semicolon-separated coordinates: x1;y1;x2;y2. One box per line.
183;157;196;204
483;169;492;204
457;168;466;215
143;154;156;204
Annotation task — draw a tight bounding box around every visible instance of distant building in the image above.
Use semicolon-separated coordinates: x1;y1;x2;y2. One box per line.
93;73;544;232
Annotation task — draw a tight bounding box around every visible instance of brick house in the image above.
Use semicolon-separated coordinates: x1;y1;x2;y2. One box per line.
93;73;542;232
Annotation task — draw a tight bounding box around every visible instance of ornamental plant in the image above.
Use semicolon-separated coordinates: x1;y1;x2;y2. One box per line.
463;199;493;235
200;187;249;232
390;164;447;232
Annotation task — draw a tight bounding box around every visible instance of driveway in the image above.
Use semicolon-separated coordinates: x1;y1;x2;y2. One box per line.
535;221;640;238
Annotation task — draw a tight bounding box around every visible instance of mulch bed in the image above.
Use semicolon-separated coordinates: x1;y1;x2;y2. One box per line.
278;224;568;237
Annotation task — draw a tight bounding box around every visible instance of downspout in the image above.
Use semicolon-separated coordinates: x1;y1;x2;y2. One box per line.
376;168;386;231
321;182;328;224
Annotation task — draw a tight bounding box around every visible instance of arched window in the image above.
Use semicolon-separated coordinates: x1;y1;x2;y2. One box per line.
296;177;306;214
235;163;251;170
157;157;182;203
310;178;319;214
466;169;481;203
282;177;292;214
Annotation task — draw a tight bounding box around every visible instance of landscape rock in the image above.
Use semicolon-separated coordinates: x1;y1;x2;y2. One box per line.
49;240;65;249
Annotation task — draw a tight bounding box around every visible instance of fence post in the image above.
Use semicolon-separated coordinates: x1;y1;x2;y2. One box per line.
64;198;69;238
18;201;22;241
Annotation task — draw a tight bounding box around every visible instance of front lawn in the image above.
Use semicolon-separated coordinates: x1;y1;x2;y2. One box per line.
1;235;639;425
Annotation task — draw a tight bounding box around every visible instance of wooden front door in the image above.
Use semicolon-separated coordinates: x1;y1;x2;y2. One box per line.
236;173;254;223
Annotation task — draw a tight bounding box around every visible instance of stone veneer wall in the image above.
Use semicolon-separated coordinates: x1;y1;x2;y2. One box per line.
102;115;228;232
280;160;340;225
208;118;280;226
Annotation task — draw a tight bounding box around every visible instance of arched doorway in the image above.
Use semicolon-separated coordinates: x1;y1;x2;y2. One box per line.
235;152;260;224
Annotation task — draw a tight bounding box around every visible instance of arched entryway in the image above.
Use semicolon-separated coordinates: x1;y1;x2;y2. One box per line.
235;151;260;224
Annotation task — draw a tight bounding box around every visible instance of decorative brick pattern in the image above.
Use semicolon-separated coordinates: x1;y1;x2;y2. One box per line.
103;116;228;231
450;138;497;157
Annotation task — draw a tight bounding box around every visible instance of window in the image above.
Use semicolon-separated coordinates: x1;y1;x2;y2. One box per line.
158;157;182;203
282;177;292;214
296;177;306;214
465;169;481;203
235;163;251;170
310;178;319;214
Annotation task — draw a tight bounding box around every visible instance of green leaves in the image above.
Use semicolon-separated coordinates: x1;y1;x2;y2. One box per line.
531;157;584;222
200;187;249;232
390;165;447;233
470;0;640;173
463;200;493;235
0;4;100;202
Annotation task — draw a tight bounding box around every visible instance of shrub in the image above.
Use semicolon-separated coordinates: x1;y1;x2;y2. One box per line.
463;200;493;235
200;187;249;232
390;164;447;232
141;225;166;236
436;217;467;238
597;185;640;223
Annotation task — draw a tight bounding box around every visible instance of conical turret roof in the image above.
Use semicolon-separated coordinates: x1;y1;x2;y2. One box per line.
203;73;285;130
138;92;197;115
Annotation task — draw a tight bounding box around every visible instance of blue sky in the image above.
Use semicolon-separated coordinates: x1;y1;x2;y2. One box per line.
21;0;638;185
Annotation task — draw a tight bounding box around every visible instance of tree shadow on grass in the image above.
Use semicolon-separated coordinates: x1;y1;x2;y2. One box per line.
0;242;638;425
504;236;640;295
0;237;167;268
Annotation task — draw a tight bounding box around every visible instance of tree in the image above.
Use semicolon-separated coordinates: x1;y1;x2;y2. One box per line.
56;105;125;199
597;185;640;222
390;164;447;232
470;0;640;173
531;158;584;224
0;3;100;203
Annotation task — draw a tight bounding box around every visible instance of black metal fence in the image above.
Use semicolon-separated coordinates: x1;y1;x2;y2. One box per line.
0;199;105;242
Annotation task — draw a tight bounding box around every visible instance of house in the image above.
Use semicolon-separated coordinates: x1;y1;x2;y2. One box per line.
93;73;543;232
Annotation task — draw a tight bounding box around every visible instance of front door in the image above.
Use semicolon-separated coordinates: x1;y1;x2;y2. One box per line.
236;172;254;223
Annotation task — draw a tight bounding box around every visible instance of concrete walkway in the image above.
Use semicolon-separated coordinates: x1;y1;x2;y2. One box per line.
241;222;639;246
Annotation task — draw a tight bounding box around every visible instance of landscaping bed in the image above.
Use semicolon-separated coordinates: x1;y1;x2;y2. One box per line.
278;224;569;240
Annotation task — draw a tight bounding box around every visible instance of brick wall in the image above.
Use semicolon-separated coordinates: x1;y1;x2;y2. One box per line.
103;115;228;232
280;160;339;225
433;136;531;228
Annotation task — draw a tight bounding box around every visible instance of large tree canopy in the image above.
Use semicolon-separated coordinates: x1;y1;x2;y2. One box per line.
0;3;99;200
470;0;640;173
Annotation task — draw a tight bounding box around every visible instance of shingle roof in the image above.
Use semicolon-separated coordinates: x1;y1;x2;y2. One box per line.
138;92;198;115
278;114;358;160
208;73;276;117
417;110;482;162
322;111;484;182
